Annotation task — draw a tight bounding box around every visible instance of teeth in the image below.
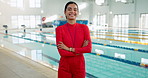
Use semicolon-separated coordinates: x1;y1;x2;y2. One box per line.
69;14;75;16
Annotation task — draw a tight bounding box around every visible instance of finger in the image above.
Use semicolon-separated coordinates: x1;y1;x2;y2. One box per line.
57;45;62;49
58;41;63;44
58;47;62;49
85;40;88;41
84;40;87;44
57;44;61;47
85;40;89;43
58;44;63;48
58;44;62;46
86;41;89;45
86;40;88;43
84;40;89;46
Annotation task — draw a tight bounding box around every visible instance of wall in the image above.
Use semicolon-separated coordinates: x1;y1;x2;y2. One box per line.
0;0;42;29
0;0;90;29
136;0;148;28
0;0;148;29
90;0;148;28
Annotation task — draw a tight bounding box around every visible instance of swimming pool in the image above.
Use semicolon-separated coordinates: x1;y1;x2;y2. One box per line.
0;28;148;78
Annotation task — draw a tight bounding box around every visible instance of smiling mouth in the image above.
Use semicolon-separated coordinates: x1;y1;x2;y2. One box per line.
69;14;76;17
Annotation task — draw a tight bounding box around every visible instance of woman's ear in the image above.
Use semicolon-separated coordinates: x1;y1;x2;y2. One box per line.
64;11;67;19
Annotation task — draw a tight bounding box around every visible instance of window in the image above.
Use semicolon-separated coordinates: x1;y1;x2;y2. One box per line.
139;13;148;43
24;16;30;28
10;0;23;8
113;14;129;28
93;14;107;27
113;14;129;41
115;0;134;4
36;16;42;26
93;14;107;38
30;16;36;28
11;16;18;28
29;0;41;8
95;0;105;5
115;0;127;3
11;15;41;28
139;13;148;29
10;0;17;7
97;14;107;27
18;15;24;28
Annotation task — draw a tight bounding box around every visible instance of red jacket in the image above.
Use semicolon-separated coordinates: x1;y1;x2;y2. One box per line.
56;23;92;56
56;23;92;78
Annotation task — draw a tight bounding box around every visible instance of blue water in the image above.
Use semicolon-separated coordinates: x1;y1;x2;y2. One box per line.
0;29;148;78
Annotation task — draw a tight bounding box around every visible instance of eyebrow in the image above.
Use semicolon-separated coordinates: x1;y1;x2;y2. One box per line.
67;7;78;9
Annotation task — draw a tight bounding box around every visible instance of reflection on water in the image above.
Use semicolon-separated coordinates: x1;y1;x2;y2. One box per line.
0;29;148;78
92;29;148;43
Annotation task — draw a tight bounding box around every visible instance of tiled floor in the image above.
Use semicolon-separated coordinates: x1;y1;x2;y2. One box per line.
0;47;57;78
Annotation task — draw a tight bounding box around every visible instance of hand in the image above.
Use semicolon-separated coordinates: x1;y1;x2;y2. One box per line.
57;41;69;51
82;40;89;47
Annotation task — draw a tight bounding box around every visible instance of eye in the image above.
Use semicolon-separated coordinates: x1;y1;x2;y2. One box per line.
67;7;72;11
74;8;78;11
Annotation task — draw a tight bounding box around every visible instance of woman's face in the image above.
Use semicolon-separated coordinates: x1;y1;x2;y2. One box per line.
65;4;78;20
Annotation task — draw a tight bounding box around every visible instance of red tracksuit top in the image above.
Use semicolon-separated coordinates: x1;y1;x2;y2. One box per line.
56;23;92;78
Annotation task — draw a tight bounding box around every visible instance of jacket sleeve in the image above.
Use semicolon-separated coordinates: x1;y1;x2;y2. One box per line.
74;25;92;54
56;27;76;57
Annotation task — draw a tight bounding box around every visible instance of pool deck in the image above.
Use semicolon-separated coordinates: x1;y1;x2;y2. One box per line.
0;47;57;78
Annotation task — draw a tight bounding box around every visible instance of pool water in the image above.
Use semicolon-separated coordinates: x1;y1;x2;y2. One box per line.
0;28;148;78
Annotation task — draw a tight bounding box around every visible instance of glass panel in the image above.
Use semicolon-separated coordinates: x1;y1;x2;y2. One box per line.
30;0;35;8
146;14;148;28
113;15;117;27
95;0;105;5
29;0;41;8
11;15;41;29
10;0;17;7
17;0;23;8
18;16;24;28
30;15;36;28
93;15;97;26
24;16;30;28
113;14;129;28
97;14;106;27
11;16;18;28
122;15;125;27
118;15;122;28
36;16;41;26
140;14;145;28
36;0;41;8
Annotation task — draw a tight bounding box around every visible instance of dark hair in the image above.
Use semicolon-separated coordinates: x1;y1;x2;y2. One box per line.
64;1;79;12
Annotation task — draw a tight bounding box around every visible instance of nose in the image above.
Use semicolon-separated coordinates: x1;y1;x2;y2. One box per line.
70;9;76;13
70;9;74;12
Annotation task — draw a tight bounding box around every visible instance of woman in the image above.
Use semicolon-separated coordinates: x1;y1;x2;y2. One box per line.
56;1;92;78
